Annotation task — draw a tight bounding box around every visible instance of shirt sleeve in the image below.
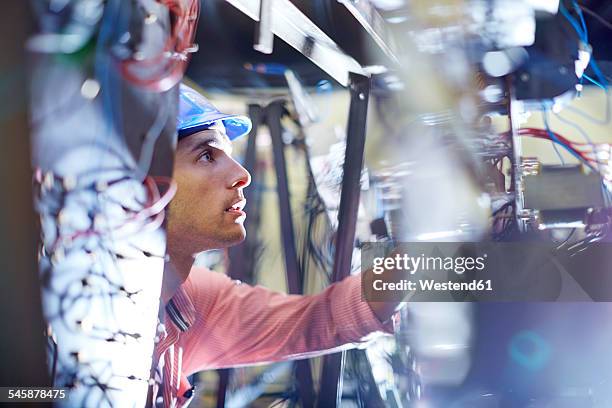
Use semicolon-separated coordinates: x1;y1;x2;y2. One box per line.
179;267;394;375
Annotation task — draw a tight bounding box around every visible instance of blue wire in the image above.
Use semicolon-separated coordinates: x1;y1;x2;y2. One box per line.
583;73;607;91
556;2;612;201
573;1;588;43
588;58;609;88
552;112;600;171
559;1;587;42
558;3;587;89
543;110;601;172
560;2;609;92
573;0;610;88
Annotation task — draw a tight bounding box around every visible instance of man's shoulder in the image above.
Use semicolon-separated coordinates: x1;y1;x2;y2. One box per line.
184;266;236;295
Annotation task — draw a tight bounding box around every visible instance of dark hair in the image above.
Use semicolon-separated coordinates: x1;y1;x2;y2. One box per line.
178;123;212;140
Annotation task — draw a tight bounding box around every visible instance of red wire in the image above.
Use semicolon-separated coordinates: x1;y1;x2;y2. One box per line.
514;128;595;163
119;0;200;92
49;176;177;251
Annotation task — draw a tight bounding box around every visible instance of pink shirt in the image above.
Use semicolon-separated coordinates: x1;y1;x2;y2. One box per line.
152;266;394;407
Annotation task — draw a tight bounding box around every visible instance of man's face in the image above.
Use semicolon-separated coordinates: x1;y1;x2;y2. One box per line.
167;124;251;256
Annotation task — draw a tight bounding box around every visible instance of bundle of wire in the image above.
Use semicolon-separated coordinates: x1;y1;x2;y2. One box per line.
559;0;609;90
119;0;200;92
511;128;609;172
33;170;177;253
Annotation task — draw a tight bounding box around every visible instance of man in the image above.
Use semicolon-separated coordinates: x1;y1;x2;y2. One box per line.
151;83;398;407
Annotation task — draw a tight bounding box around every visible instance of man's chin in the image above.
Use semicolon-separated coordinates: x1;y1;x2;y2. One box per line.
220;225;247;248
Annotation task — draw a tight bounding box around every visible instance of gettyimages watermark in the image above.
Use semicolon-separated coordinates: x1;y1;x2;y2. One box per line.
361;242;612;302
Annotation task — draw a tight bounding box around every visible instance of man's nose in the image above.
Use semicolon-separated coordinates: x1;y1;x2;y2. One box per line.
230;160;251;189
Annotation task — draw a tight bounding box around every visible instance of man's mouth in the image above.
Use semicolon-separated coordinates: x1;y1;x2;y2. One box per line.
225;199;246;215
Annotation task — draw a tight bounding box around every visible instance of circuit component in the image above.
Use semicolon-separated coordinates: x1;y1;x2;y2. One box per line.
520;162;607;229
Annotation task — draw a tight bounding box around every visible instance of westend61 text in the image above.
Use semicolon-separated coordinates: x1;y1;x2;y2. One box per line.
372;279;493;292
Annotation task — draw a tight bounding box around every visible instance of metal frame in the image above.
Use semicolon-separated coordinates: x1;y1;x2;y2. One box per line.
221;100;316;406
218;104;264;408
225;0;366;86
317;72;372;407
337;0;399;64
227;104;264;285
267;100;316;407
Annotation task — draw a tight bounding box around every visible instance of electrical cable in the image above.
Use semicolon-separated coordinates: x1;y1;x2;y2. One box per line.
555;113;603;173
559;1;587;42
548;114;611;204
118;0;200;92
34;171;176;256
559;0;610;117
587;58;609;87
564;0;610;89
37;171;175;402
583;73;607;90
573;0;589;43
516;128;597;169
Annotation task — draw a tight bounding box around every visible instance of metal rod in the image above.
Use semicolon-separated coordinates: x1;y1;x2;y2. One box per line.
317;72;371;407
506;76;525;231
254;0;274;53
267;100;315;407
216;368;230;407
220;104;263;407
267;100;302;294
227;104;263;284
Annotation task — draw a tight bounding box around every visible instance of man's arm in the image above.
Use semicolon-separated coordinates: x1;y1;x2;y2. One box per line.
362;267;406;324
178;267;394;376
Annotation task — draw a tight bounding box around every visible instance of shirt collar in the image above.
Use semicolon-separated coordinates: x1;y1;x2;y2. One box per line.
165;284;196;332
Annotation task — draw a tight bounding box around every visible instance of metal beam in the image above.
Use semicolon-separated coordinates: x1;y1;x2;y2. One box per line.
227;104;263;284
267;100;316;407
220;105;265;408
225;0;365;86
254;0;274;53
216;369;230;407
317;72;371;407
338;0;399;64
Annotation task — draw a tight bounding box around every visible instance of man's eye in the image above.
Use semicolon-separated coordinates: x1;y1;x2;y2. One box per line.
198;150;214;162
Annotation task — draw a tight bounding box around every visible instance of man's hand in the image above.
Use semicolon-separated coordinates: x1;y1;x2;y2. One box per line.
362;250;413;323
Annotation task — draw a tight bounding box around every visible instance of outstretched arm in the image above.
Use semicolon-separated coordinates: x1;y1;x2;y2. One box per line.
178;267;394;375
